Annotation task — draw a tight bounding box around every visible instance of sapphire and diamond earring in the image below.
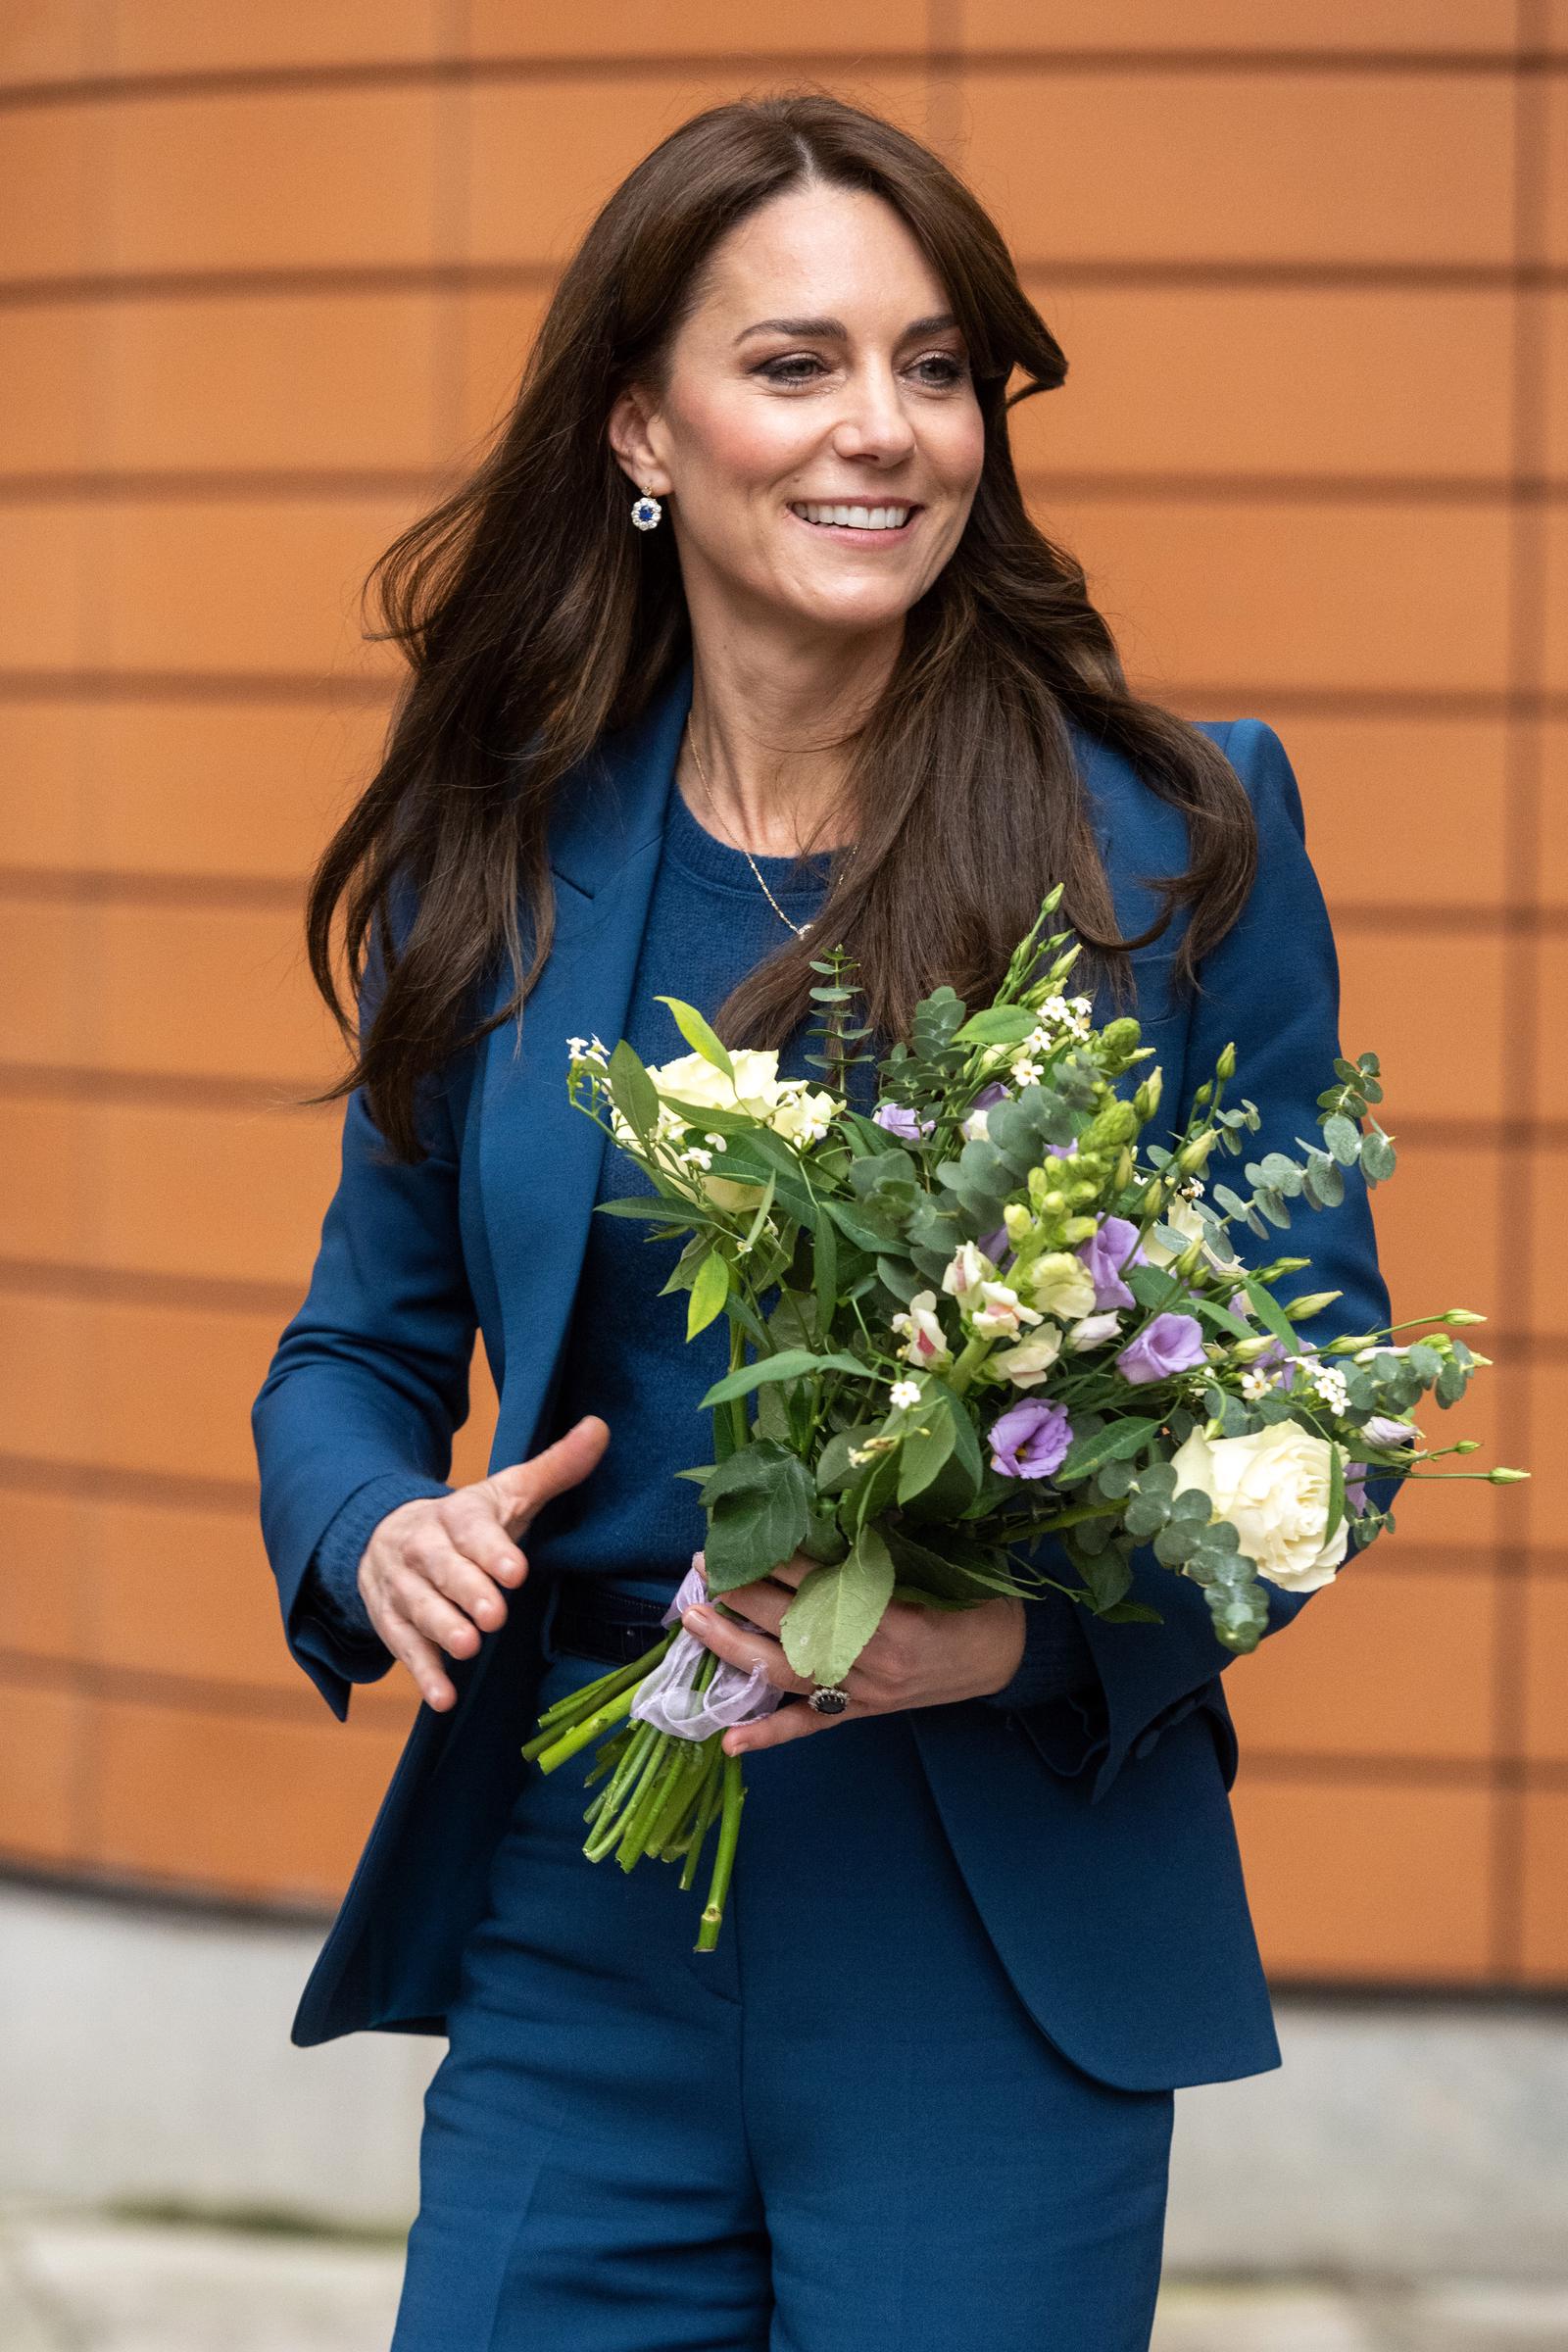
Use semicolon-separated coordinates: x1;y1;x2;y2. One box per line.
630;484;663;532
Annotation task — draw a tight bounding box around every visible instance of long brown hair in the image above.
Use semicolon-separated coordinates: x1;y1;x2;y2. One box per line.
302;89;1257;1161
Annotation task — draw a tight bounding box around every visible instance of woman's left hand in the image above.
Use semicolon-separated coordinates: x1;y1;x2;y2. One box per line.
679;1554;1027;1755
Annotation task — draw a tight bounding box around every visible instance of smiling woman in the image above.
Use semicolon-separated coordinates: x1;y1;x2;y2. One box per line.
248;86;1351;2352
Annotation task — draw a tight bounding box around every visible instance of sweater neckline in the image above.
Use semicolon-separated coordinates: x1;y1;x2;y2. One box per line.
663;781;836;902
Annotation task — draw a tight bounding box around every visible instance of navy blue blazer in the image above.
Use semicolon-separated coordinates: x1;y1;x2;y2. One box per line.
252;660;1400;2090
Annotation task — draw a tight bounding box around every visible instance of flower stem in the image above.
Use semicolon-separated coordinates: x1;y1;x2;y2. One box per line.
696;1751;747;1951
529;1679;640;1773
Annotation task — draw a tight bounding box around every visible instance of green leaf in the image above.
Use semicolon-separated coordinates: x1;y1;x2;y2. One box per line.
1241;1273;1301;1355
1323;1436;1346;1546
699;1347;865;1408
778;1525;897;1685
1360;1128;1396;1183
896;1396;956;1504
654;995;734;1080
686;1250;730;1339
952;1004;1038;1047
702;1445;814;1589
1054;1416;1162;1486
813;1196;839;1331
607;1040;660;1141
1321;1112;1361;1166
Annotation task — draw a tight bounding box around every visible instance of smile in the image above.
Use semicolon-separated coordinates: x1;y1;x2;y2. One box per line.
787;502;917;533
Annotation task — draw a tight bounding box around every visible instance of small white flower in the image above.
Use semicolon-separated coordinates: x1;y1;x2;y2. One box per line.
1241;1366;1274;1402
1010;1054;1044;1088
685;1146;713;1172
889;1379;922;1411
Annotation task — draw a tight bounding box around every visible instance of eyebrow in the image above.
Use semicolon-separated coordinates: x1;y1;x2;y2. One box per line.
734;312;959;345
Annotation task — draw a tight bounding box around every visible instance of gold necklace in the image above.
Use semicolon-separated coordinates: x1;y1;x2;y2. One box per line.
683;718;853;943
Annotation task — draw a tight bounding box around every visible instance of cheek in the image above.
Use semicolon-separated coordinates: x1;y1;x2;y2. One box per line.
674;388;809;504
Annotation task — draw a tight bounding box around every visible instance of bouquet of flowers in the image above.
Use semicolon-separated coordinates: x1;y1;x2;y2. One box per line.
522;886;1524;1949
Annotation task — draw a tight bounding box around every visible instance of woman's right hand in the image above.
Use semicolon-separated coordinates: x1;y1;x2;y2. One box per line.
357;1415;609;1712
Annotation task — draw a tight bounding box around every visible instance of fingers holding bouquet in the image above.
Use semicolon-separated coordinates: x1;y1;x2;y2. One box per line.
682;1555;1028;1753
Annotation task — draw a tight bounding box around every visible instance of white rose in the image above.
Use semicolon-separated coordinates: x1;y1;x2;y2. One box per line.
1021;1251;1098;1323
1168;1420;1352;1592
625;1050;838;1211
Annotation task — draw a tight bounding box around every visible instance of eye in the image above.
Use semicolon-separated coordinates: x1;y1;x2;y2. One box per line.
908;352;967;387
756;353;829;385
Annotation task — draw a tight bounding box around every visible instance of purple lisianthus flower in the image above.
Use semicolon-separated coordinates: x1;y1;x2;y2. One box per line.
872;1101;931;1141
988;1397;1075;1481
1345;1460;1368;1513
1115;1311;1208;1386
1363;1414;1419;1448
1075;1213;1150;1312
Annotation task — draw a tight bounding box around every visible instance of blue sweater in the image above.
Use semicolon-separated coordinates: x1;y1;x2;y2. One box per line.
303;786;1092;1712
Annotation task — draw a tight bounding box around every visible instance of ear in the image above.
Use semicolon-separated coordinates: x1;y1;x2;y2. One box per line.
608;388;670;497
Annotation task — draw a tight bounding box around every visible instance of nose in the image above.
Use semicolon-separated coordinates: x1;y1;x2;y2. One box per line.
829;362;917;466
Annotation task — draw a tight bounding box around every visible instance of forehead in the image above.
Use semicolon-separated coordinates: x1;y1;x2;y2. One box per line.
689;183;951;324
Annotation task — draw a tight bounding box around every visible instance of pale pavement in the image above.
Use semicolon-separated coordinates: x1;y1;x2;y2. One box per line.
2;2208;1566;2352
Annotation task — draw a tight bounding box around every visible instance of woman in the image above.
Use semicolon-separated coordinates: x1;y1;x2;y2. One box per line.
252;93;1396;2352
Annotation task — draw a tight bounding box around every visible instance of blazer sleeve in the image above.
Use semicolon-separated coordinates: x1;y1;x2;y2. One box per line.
250;877;479;1721
1013;716;1408;1801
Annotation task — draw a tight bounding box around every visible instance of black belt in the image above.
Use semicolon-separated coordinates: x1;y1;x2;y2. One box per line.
547;1576;680;1667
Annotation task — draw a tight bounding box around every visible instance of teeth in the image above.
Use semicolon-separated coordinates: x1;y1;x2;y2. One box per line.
792;503;910;530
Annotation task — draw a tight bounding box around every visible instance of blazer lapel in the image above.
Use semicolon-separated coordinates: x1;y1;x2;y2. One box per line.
478;659;693;1466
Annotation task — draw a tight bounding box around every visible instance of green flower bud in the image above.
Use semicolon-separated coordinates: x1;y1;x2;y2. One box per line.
1111;1145;1135;1191
1100;1016;1143;1058
1176;1129;1217;1173
1062;1214;1100;1244
1445;1308;1487;1325
1132;1068;1164;1121
1489;1466;1530;1483
1216;1042;1237;1080
1085;1100;1139;1149
1231;1333;1281;1362
1003;1201;1034;1243
1285;1289;1342;1321
1453;1440;1480;1453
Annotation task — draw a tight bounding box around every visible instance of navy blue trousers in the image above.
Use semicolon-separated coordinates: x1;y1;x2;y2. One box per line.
390;1621;1174;2352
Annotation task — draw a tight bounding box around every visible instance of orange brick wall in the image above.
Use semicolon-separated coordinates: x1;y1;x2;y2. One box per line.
1;4;1561;1983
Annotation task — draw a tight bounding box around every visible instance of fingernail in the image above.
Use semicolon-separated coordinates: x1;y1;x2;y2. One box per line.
683;1605;710;1628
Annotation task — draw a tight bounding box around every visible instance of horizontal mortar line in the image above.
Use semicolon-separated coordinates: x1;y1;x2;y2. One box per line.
0;668;393;705
0;867;305;909
1242;1748;1568;1788
0;1256;306;1315
0;467;459;502
0;43;1562;115
0;1450;259;1512
0;1062;335;1112
0;1642;412;1730
6;466;1567;509
5;254;1568;312
1155;686;1568;721
2;672;1565;724
0;1856;348;1934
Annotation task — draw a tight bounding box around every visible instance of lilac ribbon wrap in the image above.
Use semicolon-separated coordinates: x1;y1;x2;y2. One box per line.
627;1556;787;1740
